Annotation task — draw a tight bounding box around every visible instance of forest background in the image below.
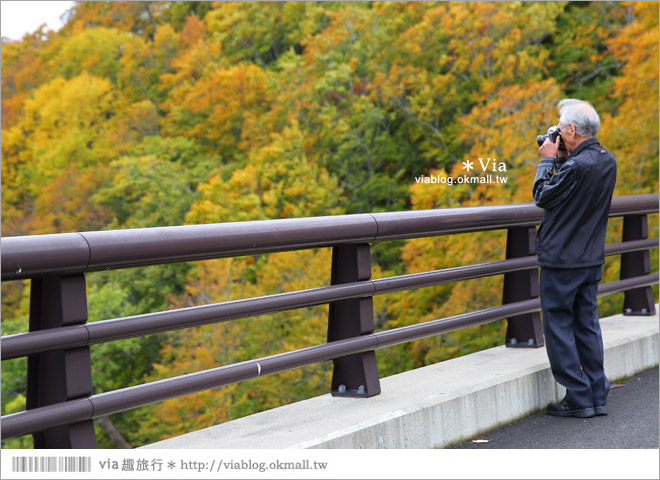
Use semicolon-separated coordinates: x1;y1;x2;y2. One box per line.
1;1;658;448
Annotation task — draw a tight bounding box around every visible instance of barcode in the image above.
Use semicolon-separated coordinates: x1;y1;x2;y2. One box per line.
11;456;92;473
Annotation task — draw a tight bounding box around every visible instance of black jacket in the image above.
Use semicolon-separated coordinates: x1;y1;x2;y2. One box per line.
533;137;617;268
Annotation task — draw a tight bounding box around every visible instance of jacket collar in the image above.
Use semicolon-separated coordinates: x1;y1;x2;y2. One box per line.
569;137;599;158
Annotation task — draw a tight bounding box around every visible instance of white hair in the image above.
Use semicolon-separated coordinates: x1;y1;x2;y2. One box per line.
557;99;600;137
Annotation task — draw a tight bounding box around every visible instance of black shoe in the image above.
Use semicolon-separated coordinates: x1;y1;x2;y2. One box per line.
547;399;595;418
594;405;608;416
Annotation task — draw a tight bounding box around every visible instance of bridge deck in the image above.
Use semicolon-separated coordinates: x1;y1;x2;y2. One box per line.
454;367;658;449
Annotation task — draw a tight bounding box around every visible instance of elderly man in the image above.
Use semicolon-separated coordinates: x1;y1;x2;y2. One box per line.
534;99;617;418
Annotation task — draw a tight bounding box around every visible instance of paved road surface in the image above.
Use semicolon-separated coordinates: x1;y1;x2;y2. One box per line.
454;367;659;449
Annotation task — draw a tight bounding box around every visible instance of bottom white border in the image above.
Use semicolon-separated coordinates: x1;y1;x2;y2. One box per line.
1;448;658;480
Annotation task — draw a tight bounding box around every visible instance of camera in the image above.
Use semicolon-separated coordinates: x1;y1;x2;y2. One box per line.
537;125;561;146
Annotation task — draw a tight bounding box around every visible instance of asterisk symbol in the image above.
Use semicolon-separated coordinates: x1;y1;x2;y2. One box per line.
462;160;474;172
168;462;176;469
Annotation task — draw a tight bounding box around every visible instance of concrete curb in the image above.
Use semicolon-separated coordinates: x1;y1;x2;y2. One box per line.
143;307;658;449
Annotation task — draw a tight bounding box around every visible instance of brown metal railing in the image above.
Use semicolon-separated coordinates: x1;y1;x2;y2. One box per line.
1;194;658;448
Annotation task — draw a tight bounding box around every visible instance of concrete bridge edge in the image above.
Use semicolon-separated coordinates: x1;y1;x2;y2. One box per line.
142;306;659;449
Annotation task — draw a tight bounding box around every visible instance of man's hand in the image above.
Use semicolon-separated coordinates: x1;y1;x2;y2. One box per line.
538;135;561;158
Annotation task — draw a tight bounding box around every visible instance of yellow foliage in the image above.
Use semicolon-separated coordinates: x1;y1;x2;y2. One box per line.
187;119;340;224
600;1;658;196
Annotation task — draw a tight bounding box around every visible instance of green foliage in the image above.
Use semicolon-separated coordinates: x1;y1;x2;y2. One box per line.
1;0;657;448
85;276;165;452
547;1;633;108
51;27;143;82
205;2;340;67
95;136;213;228
0;313;31;449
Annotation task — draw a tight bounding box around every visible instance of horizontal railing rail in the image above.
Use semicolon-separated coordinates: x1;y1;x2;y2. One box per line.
2;237;657;361
2;194;657;281
2;273;658;441
1;194;658;447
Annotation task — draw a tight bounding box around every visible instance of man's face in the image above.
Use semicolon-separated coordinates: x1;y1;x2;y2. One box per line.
558;121;577;153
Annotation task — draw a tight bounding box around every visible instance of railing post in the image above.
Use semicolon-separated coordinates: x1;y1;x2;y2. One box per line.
503;227;544;348
620;214;656;315
26;274;97;448
327;244;381;397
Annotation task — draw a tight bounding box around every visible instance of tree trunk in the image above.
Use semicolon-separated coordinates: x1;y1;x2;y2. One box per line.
97;416;132;449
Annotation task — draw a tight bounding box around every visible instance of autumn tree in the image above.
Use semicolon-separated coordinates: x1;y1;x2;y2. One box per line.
596;1;659;315
62;1;165;41
1;26;57;127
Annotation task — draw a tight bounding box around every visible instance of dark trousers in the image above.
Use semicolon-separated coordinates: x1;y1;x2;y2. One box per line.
540;266;610;409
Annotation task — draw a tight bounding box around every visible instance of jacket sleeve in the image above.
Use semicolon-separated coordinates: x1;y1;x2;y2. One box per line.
533;156;578;209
